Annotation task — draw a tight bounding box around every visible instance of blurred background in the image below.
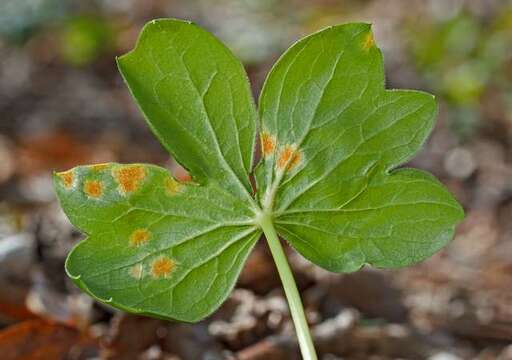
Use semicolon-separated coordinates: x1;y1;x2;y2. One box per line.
0;0;511;359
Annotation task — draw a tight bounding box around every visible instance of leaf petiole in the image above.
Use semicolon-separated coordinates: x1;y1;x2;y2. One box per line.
259;212;318;360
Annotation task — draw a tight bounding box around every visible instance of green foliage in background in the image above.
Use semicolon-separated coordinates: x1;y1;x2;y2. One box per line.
408;7;512;138
54;19;463;322
60;15;113;66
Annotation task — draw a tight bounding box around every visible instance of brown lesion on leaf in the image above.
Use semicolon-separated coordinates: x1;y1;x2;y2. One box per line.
151;256;176;279
129;228;151;247
165;177;182;196
129;263;143;279
261;131;276;158
362;31;375;50
277;144;303;172
57;170;74;189
84;180;103;198
112;165;146;194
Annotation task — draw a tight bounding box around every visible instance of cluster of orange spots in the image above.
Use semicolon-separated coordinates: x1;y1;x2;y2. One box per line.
277;144;303;172
261;131;276;158
129;264;143;279
129;228;151;247
84;180;103;198
89;163;109;172
113;165;146;194
57;170;74;189
165;177;182;195
151;256;176;279
362;31;375;50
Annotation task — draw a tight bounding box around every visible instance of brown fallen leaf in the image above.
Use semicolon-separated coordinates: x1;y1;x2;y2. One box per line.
0;319;95;360
101;314;164;360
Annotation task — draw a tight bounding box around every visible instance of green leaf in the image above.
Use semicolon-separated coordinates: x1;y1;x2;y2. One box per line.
55;19;464;322
256;23;464;272
116;19;257;201
55;19;261;322
56;163;259;322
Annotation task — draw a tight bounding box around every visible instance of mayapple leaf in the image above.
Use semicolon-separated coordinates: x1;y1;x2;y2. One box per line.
116;18;258;201
255;23;464;272
55;19;464;322
56;164;260;322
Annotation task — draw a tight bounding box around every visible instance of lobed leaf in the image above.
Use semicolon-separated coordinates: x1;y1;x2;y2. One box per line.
116;19;258;201
55;19;464;322
56;163;259;321
256;23;463;272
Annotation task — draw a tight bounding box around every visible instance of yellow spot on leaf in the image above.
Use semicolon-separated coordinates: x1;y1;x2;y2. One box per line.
165;177;182;195
151;256;176;279
84;180;103;198
113;165;146;194
57;170;74;189
129;228;151;247
362;31;375;50
261;131;276;158
90;163;109;172
129;264;143;279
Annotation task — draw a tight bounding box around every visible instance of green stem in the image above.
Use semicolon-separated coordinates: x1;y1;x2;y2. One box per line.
259;213;318;360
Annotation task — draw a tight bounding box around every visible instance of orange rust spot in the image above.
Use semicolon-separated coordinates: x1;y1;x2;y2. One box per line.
165;177;182;195
261;131;276;158
58;170;74;189
362;31;375;50
113;165;146;194
277;145;294;169
129;228;151;247
129;264;143;279
288;149;303;171
90;163;109;172
151;256;176;279
277;144;303;172
84;180;103;198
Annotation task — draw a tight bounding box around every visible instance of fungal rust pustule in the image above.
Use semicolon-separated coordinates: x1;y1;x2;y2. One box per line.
261;131;276;158
362;31;375;50
165;177;182;195
129;228;151;247
57;170;74;189
129;263;143;279
113;165;146;194
288;149;303;171
84;180;103;198
151;256;176;279
277;144;302;172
